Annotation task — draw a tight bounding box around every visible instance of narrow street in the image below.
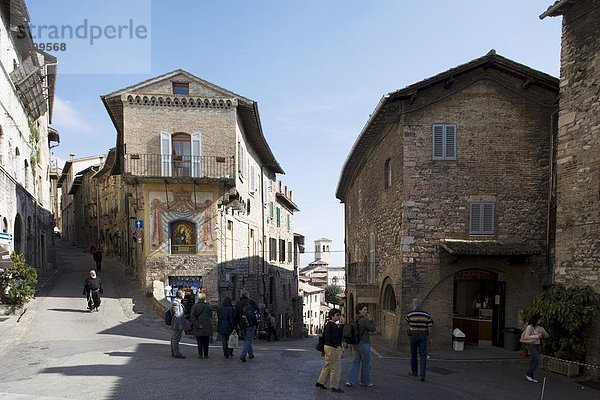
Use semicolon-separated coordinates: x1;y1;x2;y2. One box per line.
0;240;597;400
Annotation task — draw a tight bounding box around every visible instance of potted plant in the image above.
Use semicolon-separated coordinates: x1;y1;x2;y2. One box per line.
523;284;599;377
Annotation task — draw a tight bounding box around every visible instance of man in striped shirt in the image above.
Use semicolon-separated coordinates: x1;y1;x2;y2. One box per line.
405;298;433;381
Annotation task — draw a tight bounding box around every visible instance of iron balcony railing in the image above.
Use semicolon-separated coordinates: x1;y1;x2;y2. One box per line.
123;154;235;180
347;261;379;285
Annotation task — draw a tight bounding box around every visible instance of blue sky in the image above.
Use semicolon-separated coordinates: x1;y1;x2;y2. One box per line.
26;0;562;267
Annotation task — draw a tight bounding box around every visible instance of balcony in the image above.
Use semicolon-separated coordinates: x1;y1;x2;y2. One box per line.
123;154;235;183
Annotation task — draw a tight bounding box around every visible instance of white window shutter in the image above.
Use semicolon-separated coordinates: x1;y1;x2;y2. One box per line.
250;165;256;192
470;203;481;233
160;131;172;177
191;132;201;178
432;125;444;159
445;125;456;159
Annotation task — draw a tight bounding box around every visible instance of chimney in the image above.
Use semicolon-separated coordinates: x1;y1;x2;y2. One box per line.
278;180;282;193
69;153;76;161
289;190;293;200
284;185;288;197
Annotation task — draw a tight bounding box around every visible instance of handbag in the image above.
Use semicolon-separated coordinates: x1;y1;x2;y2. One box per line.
228;330;239;349
184;317;193;335
315;335;325;352
519;329;536;345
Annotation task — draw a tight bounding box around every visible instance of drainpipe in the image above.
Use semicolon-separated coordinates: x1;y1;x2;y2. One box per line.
546;110;558;284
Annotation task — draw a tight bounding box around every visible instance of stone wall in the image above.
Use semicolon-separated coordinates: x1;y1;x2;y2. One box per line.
345;67;557;349
553;0;600;376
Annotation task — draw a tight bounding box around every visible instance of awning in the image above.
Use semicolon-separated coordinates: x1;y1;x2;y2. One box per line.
439;239;541;256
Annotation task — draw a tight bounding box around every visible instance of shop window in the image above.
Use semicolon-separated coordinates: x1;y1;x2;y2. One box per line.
171;220;196;254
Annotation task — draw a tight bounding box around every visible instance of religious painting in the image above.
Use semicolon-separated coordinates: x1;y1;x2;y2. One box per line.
148;191;215;255
171;221;196;254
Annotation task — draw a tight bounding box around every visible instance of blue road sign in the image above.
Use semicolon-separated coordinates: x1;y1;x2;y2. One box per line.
134;220;143;229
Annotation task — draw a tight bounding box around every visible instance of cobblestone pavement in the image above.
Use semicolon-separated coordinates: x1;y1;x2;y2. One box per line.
0;240;597;399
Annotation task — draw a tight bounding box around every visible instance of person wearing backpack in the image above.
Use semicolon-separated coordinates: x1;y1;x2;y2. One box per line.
190;292;213;359
345;303;376;388
316;308;345;393
170;290;187;359
405;298;433;381
234;290;260;362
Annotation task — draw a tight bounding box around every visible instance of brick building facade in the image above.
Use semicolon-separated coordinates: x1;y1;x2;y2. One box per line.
70;70;302;337
336;52;559;350
541;0;600;374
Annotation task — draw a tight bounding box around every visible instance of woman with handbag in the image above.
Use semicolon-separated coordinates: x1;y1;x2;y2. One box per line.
190;292;213;359
522;314;549;383
217;296;236;358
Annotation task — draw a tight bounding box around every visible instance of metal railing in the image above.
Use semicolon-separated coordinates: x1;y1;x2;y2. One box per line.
123;154;235;180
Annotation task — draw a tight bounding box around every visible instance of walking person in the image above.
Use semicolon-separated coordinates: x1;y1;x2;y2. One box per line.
170;290;186;359
345;303;376;388
406;298;433;381
523;313;549;383
266;313;279;341
217;296;235;358
92;247;103;272
82;270;103;312
316;308;344;393
190;292;213;359
234;290;260;362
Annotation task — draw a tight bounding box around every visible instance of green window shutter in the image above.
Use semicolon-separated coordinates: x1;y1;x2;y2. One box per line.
269;202;274;219
287;214;291;232
276;207;281;227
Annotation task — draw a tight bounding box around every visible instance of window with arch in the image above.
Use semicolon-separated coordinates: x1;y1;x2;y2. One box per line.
160;131;201;177
382;283;397;311
384;157;392;189
171;220;196;254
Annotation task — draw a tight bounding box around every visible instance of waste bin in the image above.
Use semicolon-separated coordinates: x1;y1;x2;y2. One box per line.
503;327;523;351
452;328;466;351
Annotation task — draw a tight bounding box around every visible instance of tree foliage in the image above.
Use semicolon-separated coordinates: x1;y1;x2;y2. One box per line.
523;284;599;361
324;284;343;305
1;253;38;305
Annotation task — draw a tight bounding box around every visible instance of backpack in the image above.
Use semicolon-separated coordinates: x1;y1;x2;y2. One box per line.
164;308;173;326
241;301;260;327
342;321;361;345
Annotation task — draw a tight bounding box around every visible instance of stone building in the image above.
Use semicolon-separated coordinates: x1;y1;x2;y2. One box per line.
541;0;600;373
0;0;59;273
67;70;302;336
336;51;559;350
57;154;106;245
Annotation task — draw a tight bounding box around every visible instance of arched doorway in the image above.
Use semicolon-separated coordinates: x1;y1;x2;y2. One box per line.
13;213;22;254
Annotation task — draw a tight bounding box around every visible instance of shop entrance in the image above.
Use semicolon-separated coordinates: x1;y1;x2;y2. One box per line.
452;270;504;346
168;276;202;314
